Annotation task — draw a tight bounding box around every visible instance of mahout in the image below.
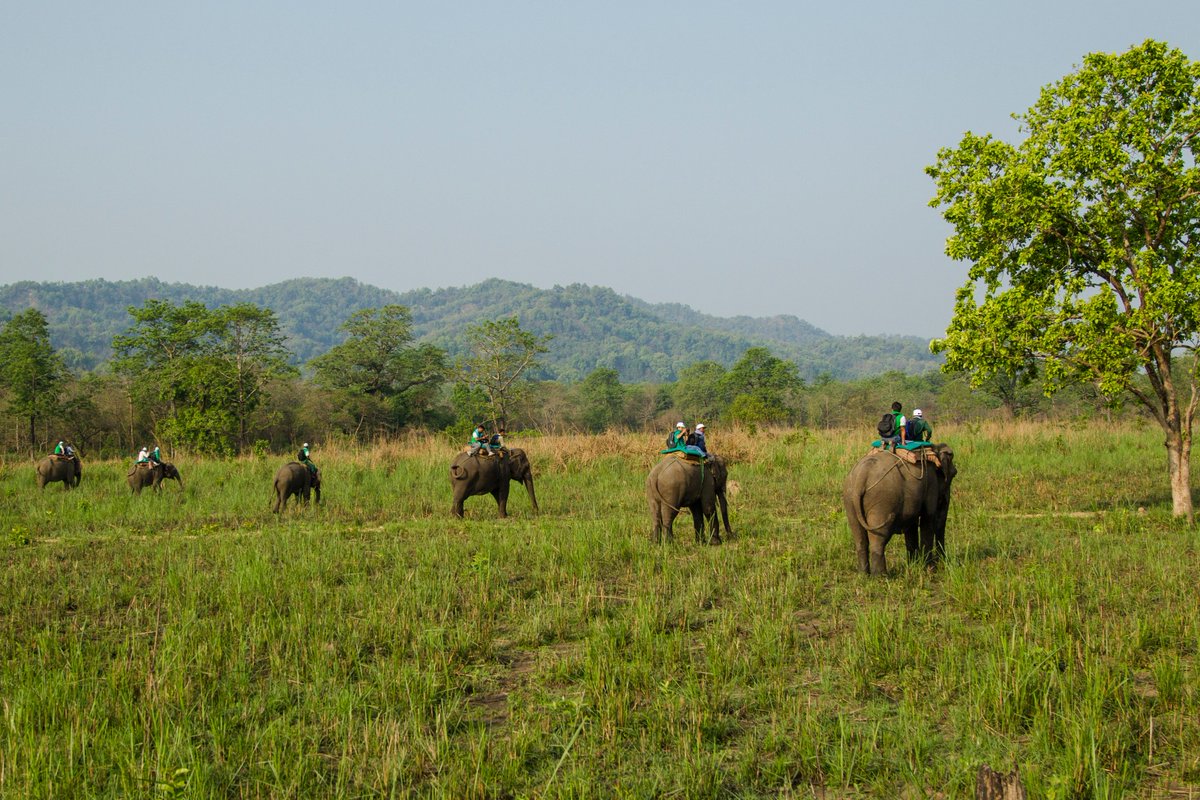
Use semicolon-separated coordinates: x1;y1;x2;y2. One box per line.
127;462;183;494
842;444;956;575
449;448;538;518
645;453;731;544
273;462;321;513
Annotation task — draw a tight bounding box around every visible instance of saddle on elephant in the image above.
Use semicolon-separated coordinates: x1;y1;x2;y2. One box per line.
660;445;707;464
870;442;942;469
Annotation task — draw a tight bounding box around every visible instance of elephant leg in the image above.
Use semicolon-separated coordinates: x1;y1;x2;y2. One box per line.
690;505;706;544
649;500;664;543
662;507;678;543
867;531;890;575
491;488;508;518
904;521;921;563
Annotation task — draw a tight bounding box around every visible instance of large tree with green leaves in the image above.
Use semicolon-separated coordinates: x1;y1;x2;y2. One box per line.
456;317;551;426
927;40;1200;519
0;308;67;453
309;305;447;435
719;347;805;426
113;299;295;454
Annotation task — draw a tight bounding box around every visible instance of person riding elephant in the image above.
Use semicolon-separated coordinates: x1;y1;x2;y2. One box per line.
645;453;732;544
36;452;81;489
449;447;538;518
273;461;321;513
127;461;183;494
297;442;318;478
842;443;957;575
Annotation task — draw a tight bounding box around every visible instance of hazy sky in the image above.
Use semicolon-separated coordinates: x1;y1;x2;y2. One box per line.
3;3;1197;337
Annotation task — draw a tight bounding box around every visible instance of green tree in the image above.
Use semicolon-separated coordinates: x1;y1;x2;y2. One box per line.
719;347;804;425
927;39;1200;519
577;367;626;432
213;304;297;451
0;309;67;453
456;317;552;426
309;306;447;435
671;361;729;423
113;299;296;454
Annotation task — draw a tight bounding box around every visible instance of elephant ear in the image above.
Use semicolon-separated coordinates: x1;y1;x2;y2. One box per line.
935;445;956;480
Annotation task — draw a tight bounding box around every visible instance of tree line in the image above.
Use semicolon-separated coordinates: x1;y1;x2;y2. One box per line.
0;298;1127;461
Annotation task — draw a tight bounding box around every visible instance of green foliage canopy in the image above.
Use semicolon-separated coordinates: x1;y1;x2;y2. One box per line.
309;305;448;433
928;39;1200;516
0;308;67;450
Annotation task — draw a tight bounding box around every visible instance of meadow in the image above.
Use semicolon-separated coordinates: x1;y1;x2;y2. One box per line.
1;422;1198;798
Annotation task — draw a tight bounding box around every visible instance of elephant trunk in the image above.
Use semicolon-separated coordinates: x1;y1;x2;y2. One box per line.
523;477;539;512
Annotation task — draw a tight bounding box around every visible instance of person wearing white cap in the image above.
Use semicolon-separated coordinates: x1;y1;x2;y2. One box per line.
667;421;688;449
298;441;318;478
689;423;708;454
908;409;933;443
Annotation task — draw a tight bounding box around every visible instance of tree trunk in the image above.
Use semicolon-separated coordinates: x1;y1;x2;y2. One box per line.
1165;424;1194;522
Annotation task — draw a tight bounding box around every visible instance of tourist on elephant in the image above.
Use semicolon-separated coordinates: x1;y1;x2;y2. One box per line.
488;426;507;454
907;409;933;443
136;446;150;464
689;423;708;455
54;440;66;456
666;422;688;449
879;402;906;451
298;442;318;477
469;424;488;456
149;445;163;465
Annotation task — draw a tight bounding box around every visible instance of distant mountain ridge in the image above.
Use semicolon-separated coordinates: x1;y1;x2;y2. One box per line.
0;277;941;381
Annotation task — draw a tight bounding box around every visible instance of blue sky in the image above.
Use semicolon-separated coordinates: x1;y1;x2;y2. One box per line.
2;2;1197;337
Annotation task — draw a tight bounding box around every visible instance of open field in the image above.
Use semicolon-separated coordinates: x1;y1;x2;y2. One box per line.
2;422;1199;798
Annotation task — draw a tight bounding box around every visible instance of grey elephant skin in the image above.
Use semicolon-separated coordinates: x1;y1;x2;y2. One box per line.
449;448;538;518
127;462;183;494
36;455;81;489
273;462;321;512
842;444;957;575
645;454;731;544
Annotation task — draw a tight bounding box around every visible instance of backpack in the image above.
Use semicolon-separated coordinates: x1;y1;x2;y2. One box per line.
905;418;919;441
876;413;896;438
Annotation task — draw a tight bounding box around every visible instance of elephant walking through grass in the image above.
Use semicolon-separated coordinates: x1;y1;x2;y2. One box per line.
646;454;731;544
449;448;538;518
36;455;81;489
274;462;321;513
127;462;183;494
842;444;957;575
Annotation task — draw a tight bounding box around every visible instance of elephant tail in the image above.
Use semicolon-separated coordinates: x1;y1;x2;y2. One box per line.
848;461;875;536
451;463;468;480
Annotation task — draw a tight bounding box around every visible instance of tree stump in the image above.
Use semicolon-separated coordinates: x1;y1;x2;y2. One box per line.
976;764;1026;800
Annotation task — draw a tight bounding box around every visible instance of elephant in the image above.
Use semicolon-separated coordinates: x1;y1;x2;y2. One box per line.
36;454;81;489
646;453;732;544
127;462;183;494
449;448;538;518
273;462;321;513
842;444;957;575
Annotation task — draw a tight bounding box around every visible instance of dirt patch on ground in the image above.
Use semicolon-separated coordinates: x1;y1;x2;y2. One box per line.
469;640;581;727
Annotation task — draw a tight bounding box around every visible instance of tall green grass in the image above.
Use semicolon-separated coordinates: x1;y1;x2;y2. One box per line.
1;422;1197;797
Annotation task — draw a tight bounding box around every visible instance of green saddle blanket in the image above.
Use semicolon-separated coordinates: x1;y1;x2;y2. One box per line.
870;440;933;451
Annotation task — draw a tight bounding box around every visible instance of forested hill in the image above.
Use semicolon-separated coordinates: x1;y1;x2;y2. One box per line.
0;277;941;381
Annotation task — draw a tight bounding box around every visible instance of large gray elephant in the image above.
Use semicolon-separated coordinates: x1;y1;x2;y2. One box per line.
36;454;81;489
645;453;731;544
273;462;321;513
449;448;538;518
127;462;183;494
842;444;957;575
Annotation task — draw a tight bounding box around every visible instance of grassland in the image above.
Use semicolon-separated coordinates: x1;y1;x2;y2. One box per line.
1;421;1198;798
